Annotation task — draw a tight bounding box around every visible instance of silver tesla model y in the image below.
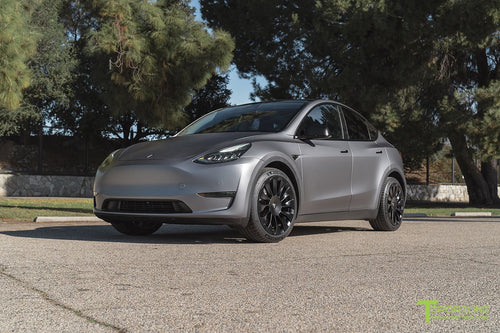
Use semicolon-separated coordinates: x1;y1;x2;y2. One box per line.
94;100;406;242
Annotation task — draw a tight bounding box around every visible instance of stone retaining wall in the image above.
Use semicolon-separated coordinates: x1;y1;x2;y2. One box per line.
0;174;498;201
407;184;469;202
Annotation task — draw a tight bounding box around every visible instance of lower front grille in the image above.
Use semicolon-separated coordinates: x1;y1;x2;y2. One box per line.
103;199;192;214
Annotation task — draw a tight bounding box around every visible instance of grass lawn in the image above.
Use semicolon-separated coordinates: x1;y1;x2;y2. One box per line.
0;198;499;222
0;198;93;222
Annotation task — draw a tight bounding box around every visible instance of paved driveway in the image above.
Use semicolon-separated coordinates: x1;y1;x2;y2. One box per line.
0;217;498;332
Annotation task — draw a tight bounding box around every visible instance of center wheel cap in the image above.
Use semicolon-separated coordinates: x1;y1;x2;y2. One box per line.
269;196;282;216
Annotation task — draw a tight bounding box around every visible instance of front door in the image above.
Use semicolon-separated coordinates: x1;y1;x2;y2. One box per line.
296;104;352;215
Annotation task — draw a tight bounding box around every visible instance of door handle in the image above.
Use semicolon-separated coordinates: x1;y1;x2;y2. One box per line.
340;150;349;154
376;150;383;154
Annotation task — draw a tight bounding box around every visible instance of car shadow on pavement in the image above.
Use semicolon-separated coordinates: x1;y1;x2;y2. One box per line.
290;225;371;237
0;223;371;244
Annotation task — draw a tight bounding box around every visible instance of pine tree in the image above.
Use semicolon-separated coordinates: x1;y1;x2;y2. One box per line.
0;0;37;110
0;0;78;136
185;74;232;121
24;0;78;129
89;0;235;129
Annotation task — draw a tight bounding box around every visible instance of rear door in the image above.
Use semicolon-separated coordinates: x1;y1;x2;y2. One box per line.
341;106;386;211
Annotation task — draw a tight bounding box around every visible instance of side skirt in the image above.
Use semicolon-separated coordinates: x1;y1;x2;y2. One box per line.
295;209;377;223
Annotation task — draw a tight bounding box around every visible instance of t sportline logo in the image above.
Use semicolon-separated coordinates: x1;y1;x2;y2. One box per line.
417;300;490;323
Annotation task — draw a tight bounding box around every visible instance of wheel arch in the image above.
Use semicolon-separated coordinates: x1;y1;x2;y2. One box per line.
264;160;301;213
387;170;407;199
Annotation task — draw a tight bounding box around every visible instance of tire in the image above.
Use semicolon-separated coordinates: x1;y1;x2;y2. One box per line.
240;168;297;243
369;177;405;231
111;221;163;236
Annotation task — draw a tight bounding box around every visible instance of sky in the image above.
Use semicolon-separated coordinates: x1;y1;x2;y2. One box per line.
189;0;264;105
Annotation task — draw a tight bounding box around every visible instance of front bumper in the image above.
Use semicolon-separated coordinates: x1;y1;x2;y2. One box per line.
93;157;262;227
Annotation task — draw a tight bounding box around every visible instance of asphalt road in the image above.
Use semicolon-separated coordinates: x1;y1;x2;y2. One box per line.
0;217;498;332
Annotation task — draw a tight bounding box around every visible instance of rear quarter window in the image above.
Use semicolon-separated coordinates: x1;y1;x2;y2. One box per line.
368;123;378;140
342;107;371;141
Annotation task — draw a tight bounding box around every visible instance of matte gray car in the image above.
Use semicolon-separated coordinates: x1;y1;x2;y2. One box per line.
94;100;406;242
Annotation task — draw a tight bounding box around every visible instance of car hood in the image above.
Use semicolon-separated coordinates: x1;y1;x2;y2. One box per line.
118;132;267;162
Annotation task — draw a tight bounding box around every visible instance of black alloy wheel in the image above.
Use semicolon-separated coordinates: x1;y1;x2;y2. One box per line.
386;181;404;227
369;177;405;231
257;174;296;236
240;168;297;242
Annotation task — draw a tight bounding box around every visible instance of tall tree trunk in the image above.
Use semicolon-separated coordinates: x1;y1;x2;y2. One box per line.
449;133;493;205
481;158;500;204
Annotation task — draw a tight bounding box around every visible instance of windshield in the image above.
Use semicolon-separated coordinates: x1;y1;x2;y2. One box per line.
177;101;308;136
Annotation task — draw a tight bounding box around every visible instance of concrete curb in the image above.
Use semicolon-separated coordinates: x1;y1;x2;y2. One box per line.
451;212;492;217
34;216;104;223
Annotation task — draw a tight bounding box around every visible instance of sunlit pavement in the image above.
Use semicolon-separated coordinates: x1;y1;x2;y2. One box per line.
0;217;498;332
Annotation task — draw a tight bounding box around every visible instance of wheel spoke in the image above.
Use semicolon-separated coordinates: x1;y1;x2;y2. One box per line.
394;212;402;224
270;215;278;235
282;198;295;208
259;205;270;216
278;215;288;230
280;210;294;222
264;213;272;228
260;189;270;200
257;175;296;236
278;181;287;198
272;178;278;195
264;182;273;197
274;215;281;234
280;184;290;197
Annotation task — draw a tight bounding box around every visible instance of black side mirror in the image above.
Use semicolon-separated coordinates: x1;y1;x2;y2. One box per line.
296;126;332;140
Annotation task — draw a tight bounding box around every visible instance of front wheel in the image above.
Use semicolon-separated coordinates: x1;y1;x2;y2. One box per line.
239;168;297;243
111;221;163;235
369;177;405;231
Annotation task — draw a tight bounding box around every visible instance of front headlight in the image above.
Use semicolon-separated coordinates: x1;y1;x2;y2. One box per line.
195;143;251;164
98;149;121;171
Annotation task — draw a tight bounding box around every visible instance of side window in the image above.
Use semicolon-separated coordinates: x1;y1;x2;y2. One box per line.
342;107;371;141
297;104;344;140
368;123;378;140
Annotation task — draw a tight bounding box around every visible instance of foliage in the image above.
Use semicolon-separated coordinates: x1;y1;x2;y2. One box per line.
185;74;232;121
0;0;38;110
471;81;500;159
89;0;235;129
0;106;39;136
102;110;171;145
0;0;41;135
24;0;78;132
0;0;78;136
1;0;234;142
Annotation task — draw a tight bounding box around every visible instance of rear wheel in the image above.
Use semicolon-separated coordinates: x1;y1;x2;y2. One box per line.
111;221;163;235
369;177;405;231
240;168;297;243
